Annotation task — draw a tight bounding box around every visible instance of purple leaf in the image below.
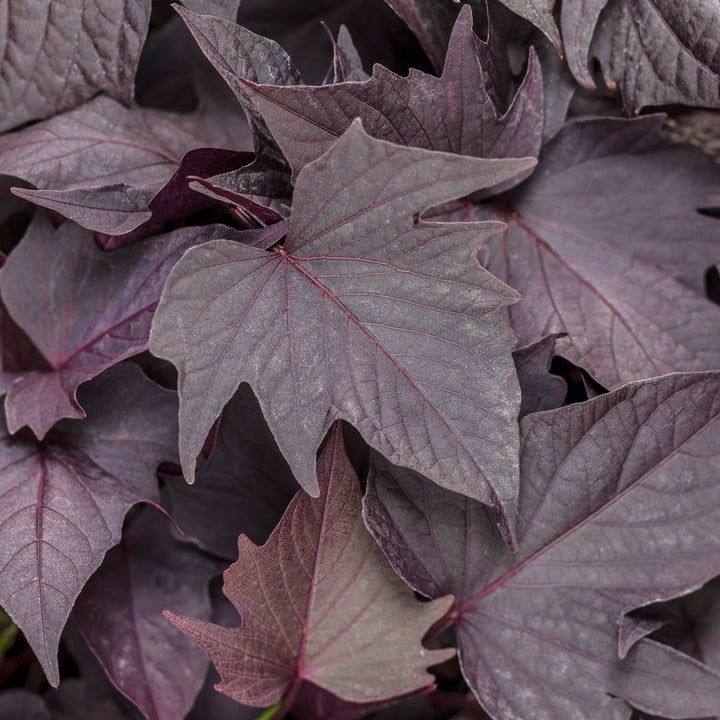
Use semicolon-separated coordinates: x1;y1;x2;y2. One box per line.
237;5;543;188
512;333;567;417
73;508;223;720
0;364;178;686
364;371;720;720
476;115;720;389
150;121;534;535
0;0;150;132
0;216;244;438
16;148;251;244
166;383;297;558
165;425;454;707
560;0;609;87
0;96;251;236
589;0;720;113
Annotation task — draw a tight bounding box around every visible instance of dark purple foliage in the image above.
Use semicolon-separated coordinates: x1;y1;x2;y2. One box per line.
1;1;720;718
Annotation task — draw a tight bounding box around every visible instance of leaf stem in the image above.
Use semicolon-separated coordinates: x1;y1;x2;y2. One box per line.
273;676;303;720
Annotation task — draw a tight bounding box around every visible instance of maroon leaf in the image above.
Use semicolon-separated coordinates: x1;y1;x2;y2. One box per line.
326;25;369;83
512;333;567;417
560;0;609;87
476;115;720;389
0;217;244;438
73;508;223;720
0;364;178;686
364;371;720;720
165;425;454;708
166;383;297;558
0;0;150;132
588;0;720;113
44;679;133;720
238;5;543;189
150;122;534;534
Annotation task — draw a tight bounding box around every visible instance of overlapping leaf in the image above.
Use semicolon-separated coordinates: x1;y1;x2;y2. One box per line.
512;333;567;416
364;371;720;720
475;115;720;389
237;5;543;189
0;217;246;438
73;509;222;720
176;6;299;203
0;0;150;132
150;122;534;532
0;365;178;686
582;0;720;112
0;96;251;238
165;426;454;707
166;383;297;558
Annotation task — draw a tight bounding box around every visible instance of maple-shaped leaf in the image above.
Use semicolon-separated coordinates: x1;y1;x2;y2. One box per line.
0;0;150;133
0;96;251;239
574;0;720;112
73;508;223;720
166;383;297;559
0;216;246;438
0;364;178;686
165;425;454;708
364;371;720;720
150;121;535;532
237;5;543;188
474;115;720;389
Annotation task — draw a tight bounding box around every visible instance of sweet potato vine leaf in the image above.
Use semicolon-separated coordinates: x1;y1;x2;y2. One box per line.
0;0;151;132
165;425;454;708
475;115;720;389
364;371;720;720
567;0;720;113
237;5;543;188
0;217;246;438
149;121;535;533
0;364;178;687
73;508;223;720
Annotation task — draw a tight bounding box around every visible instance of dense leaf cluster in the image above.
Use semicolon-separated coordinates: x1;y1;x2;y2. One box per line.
0;1;720;719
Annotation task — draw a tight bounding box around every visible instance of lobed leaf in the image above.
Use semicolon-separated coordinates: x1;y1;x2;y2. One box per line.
0;365;178;685
165;425;454;707
365;371;720;720
0;217;247;438
476;115;720;389
150;121;535;534
237;5;543;188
